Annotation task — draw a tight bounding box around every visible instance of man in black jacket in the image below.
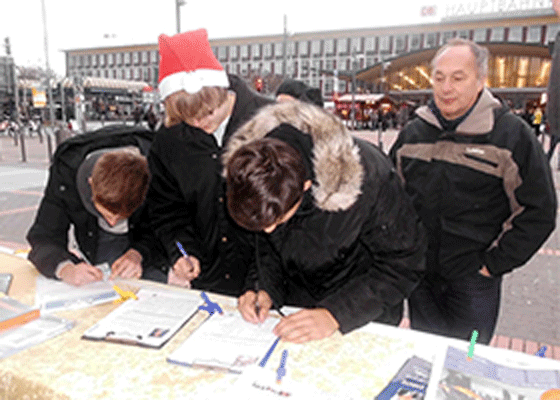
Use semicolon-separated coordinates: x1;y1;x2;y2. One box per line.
27;125;168;286
223;101;426;343
390;38;556;344
145;29;272;294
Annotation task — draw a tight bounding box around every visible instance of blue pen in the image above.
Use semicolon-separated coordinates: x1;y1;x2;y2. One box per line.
276;349;288;383
259;337;281;367
175;241;197;272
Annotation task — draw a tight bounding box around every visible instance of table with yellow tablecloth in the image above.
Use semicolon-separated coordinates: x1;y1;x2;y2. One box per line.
0;252;473;400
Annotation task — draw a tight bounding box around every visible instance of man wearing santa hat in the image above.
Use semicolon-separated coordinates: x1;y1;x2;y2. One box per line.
145;28;273;295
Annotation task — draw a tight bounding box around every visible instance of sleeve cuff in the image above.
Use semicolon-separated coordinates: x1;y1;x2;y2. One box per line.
54;260;74;279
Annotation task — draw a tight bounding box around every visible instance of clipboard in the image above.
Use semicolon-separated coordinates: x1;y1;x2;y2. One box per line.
167;310;281;373
82;287;202;348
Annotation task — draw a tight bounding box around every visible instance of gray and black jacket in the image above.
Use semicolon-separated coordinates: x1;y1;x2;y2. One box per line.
390;88;557;279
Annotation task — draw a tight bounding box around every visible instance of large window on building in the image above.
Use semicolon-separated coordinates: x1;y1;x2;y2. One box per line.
490;27;505;42
457;30;469;39
379;36;390;53
547;23;560;42
351;37;362;53
240;45;249;59
395;35;406;53
116;53;122;66
324;39;334;55
274;43;284;58
311;40;321;56
230;45;238;60
218;46;227;61
252;44;261;59
141;51;148;64
365;37;376;53
151;51;158;64
132;51;139;65
508;26;523;42
324;77;333;95
124;52;131;65
298;40;309;57
337;38;348;54
527;25;542;43
409;34;421;51
473;28;487;42
424;33;437;48
312;59;321;75
440;31;454;45
92;54;98;67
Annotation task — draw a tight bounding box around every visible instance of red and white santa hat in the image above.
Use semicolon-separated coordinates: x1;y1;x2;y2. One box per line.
158;29;229;99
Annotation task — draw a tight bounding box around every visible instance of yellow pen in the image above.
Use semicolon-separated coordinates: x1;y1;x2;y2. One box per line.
113;285;138;300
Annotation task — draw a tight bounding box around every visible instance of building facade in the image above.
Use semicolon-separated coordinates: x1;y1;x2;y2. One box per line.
63;2;559;107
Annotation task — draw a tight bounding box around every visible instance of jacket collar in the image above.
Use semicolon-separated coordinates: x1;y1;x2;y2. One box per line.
416;87;502;135
223;101;363;212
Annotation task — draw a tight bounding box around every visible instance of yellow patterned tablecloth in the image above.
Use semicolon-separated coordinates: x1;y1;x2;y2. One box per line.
0;253;439;400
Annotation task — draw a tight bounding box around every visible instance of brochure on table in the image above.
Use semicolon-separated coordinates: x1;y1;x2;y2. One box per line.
425;344;560;400
82;287;202;348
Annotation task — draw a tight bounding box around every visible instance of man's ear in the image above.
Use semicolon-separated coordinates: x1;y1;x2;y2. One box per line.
303;180;312;191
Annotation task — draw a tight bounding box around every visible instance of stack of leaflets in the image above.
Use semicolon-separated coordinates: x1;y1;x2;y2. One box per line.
0;295;40;332
376;355;432;399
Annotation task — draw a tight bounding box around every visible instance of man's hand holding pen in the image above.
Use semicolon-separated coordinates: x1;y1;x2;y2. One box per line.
238;290;273;324
238;289;340;344
168;242;201;288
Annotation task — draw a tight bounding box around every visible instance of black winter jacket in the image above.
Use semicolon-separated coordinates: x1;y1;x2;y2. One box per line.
146;75;273;296
390;88;557;279
223;101;427;333
27;124;168;278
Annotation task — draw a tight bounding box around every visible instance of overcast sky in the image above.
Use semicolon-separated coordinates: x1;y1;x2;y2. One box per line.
0;0;555;76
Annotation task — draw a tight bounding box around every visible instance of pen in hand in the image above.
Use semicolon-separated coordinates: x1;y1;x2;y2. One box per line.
175;241;198;278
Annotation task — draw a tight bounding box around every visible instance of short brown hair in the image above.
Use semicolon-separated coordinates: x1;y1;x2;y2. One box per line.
90;150;150;218
163;87;228;127
226;138;306;231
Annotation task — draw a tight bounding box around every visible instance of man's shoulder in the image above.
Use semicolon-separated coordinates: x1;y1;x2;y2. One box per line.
55;125;154;161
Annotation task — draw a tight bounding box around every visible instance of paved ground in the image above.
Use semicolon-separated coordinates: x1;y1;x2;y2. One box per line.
1;124;559;345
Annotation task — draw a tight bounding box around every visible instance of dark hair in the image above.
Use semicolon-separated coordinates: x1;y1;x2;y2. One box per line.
276;79;324;108
226;138;307;231
90;150;150;218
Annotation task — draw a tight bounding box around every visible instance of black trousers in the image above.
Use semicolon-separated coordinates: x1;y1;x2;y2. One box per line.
408;271;502;344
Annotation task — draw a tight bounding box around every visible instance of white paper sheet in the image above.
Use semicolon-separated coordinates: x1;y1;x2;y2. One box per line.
35;275;120;312
82;287;202;348
0;314;75;359
167;310;280;373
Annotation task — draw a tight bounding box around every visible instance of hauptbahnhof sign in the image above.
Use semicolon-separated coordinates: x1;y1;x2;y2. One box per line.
442;0;553;19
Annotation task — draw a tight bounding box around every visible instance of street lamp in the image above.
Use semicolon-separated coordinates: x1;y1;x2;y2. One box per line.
176;0;186;34
350;48;364;130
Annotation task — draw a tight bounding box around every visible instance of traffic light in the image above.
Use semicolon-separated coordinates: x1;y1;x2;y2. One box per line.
255;77;263;92
4;37;10;55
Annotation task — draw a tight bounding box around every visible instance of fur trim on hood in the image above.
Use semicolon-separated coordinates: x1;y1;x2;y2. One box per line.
223;101;363;212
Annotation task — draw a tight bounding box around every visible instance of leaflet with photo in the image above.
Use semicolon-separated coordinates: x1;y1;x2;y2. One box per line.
425;345;560;400
82;287;202;348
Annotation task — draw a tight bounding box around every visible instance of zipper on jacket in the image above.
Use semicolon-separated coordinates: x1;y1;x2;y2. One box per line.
463;153;498;168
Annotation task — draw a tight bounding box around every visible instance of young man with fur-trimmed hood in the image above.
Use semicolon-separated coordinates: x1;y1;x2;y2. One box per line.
223;101;427;343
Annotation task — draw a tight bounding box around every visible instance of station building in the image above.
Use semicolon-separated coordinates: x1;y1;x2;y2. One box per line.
63;0;559;109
